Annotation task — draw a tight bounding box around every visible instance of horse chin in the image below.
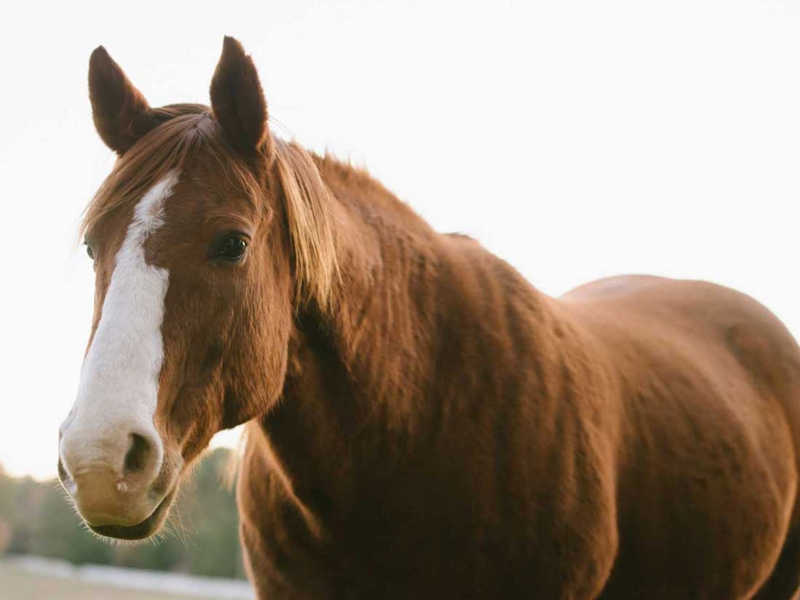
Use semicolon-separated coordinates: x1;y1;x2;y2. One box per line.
89;487;176;541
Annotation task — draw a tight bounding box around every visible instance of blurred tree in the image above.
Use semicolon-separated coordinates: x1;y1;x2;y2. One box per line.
0;449;246;578
178;448;245;578
29;481;114;565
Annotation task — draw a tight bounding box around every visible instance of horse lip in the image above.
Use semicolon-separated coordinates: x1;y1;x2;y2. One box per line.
89;487;176;540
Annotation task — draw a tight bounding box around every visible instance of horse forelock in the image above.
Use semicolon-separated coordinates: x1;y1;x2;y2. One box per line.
82;107;345;315
82;106;259;241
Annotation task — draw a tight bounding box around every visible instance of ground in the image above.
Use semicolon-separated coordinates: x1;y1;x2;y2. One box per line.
0;559;252;600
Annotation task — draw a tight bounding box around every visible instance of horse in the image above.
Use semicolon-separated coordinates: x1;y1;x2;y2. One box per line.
57;36;800;599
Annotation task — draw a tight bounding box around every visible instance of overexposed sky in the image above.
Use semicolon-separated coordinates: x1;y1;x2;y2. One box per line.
2;0;799;479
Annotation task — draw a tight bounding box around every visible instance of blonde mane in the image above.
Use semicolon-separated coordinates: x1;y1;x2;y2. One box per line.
272;139;340;310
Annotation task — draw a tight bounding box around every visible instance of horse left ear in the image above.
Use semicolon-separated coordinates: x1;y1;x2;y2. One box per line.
89;46;158;155
210;36;270;154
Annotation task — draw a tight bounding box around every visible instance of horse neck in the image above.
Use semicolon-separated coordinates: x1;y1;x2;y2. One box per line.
293;157;445;419
251;156;562;517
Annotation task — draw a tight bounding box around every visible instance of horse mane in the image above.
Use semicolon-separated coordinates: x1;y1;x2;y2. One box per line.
272;139;339;310
81;105;339;311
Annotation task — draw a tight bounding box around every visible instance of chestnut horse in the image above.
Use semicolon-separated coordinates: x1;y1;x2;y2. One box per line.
58;37;800;599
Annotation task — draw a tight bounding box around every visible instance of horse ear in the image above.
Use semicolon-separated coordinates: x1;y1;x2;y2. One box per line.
88;46;157;155
210;36;270;153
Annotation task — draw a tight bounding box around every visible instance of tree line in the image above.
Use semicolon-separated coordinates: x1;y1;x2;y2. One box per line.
0;448;246;579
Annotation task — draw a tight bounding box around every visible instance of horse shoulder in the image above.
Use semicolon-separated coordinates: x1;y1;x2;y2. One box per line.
435;240;623;595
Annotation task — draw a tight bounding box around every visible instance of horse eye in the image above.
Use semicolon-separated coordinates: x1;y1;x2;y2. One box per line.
85;242;94;260
212;234;248;262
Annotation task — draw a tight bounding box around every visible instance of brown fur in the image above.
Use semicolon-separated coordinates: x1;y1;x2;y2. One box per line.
78;39;800;598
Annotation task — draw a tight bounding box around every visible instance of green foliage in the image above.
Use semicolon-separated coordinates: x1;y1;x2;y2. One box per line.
0;448;245;579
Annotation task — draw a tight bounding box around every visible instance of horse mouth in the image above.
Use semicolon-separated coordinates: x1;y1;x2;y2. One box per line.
89;488;176;540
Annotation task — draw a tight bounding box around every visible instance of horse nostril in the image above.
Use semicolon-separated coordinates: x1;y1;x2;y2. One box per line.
123;433;152;475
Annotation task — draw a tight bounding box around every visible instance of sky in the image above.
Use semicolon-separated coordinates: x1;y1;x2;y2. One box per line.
1;0;799;479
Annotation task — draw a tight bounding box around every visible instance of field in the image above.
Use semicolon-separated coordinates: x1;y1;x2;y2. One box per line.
0;557;253;600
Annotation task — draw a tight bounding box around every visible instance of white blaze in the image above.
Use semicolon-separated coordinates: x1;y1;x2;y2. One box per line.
60;172;179;476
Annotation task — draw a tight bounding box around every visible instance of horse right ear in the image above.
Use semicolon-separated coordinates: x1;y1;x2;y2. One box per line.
88;46;158;155
210;36;270;155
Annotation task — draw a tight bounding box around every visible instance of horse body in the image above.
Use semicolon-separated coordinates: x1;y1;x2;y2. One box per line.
237;156;800;598
236;206;619;598
569;277;800;598
61;38;800;599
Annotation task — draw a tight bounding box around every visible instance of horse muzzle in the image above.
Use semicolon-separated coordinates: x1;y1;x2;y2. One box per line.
58;420;176;539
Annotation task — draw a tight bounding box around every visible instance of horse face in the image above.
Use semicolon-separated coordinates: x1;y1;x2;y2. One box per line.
58;39;292;540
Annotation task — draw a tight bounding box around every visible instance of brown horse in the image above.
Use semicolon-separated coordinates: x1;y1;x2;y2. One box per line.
58;37;800;599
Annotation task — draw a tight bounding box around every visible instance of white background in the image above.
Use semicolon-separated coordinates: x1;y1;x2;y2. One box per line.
1;0;798;479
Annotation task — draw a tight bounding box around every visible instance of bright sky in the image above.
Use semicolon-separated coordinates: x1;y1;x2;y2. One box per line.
2;0;799;480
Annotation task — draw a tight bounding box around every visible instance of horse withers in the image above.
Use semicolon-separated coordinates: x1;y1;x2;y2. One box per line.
58;37;800;598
